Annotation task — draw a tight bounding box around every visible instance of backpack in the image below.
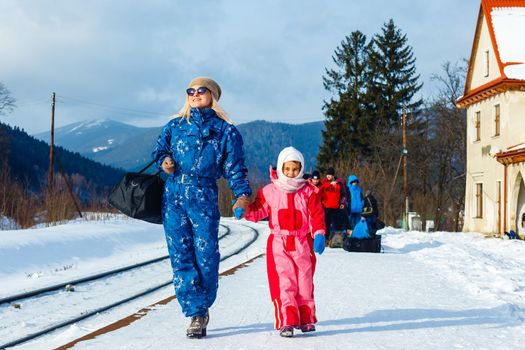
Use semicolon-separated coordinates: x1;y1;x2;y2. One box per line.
351;218;369;239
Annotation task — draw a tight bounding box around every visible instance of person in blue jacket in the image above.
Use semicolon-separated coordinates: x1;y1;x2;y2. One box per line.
347;174;364;229
152;77;252;339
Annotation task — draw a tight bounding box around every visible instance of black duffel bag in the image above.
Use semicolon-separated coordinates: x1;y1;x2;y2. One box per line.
108;160;165;224
343;235;382;253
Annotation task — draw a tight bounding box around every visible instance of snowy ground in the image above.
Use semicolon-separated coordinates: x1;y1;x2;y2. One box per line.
2;216;525;349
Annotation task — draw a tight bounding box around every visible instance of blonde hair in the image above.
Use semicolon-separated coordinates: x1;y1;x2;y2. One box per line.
174;95;234;124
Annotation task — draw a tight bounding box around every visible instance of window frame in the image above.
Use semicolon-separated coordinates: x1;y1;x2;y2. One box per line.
485;50;490;77
475;111;481;142
494;104;500;137
475;183;483;218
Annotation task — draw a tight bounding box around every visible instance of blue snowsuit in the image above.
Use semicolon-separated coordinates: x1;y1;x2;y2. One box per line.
152;107;251;317
347;175;364;229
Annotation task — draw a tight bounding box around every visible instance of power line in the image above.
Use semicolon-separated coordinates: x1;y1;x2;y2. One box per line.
14;99;50;107
56;95;170;117
49;94;325;124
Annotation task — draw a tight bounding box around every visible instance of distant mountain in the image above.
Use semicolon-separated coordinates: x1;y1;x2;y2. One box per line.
237;120;324;180
35;119;160;170
2;122;124;196
34;118;325;181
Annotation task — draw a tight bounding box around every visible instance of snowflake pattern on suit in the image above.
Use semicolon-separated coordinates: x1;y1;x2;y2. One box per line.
152;107;251;317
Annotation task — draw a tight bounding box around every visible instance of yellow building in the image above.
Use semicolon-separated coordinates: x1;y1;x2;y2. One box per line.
457;0;525;236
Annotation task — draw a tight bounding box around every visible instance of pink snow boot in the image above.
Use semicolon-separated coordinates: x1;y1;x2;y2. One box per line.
300;324;316;333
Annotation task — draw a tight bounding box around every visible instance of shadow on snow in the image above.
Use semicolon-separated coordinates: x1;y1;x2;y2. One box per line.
207;305;519;338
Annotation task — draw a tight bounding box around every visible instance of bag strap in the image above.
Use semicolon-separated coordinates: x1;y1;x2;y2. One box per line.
138;159;158;174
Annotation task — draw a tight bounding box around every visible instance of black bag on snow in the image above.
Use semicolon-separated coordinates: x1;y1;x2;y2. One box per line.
343;235;382;253
108;160;165;224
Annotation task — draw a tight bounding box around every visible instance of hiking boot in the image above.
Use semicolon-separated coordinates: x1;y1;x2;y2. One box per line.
300;324;316;333
186;311;209;339
279;326;294;337
203;310;209;327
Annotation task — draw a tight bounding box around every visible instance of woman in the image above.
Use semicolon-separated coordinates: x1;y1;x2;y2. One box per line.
152;77;251;338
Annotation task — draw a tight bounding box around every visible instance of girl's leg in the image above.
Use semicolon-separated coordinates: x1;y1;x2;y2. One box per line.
294;235;317;326
267;234;300;329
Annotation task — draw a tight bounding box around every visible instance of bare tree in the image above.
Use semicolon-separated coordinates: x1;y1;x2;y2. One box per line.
0;82;16;117
429;61;467;231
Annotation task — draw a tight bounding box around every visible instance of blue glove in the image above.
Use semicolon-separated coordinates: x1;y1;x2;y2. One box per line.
231;199;245;220
313;234;325;255
234;207;244;220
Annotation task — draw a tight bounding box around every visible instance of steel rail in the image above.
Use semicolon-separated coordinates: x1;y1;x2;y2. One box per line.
0;224;230;306
0;222;258;350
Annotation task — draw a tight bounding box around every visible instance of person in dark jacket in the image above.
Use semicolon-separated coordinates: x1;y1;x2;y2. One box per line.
362;189;379;235
152;77;252;339
309;170;321;187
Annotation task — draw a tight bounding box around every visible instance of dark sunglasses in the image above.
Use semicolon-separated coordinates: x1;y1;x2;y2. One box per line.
186;87;208;96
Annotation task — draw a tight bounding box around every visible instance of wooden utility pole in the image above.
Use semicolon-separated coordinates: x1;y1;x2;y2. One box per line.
402;106;409;230
48;92;56;190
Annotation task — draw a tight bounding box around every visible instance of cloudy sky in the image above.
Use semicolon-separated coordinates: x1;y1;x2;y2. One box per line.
0;0;480;134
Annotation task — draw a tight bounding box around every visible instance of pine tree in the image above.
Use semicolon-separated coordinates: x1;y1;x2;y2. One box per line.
361;20;423;224
367;19;423;129
318;31;372;169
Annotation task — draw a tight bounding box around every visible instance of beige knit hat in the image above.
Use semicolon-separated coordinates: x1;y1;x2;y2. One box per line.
188;77;222;101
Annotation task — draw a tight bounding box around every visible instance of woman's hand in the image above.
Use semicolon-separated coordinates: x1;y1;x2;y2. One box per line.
162;157;175;174
232;196;251;219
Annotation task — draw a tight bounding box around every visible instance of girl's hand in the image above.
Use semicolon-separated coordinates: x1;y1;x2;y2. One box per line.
162;157;175;174
313;234;325;255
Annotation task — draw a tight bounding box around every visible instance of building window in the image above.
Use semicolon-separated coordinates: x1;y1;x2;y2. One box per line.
476;183;483;218
494;104;500;136
485;50;490;77
475;111;481;141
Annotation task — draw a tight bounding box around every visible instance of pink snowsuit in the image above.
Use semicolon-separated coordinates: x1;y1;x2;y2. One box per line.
245;167;325;329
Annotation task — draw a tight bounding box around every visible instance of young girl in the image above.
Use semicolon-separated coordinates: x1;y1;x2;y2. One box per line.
244;146;326;337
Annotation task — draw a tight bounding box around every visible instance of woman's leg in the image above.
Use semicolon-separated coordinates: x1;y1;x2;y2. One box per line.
163;182;204;317
186;185;221;314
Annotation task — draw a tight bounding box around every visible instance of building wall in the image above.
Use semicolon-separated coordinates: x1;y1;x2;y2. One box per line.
470;15;500;90
464;90;525;234
508;94;525;142
508;165;525;235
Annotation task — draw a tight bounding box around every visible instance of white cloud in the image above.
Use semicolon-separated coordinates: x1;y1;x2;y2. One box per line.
0;0;480;133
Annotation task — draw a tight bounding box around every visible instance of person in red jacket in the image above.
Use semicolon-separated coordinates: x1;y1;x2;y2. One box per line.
320;168;349;237
244;147;326;338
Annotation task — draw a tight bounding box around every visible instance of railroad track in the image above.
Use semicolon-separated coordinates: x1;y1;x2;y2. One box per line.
0;222;260;349
0;224;230;306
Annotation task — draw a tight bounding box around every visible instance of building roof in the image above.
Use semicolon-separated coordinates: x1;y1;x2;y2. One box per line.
496;142;525;164
457;0;525;107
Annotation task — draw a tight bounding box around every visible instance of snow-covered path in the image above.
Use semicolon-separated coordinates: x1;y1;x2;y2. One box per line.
57;229;525;349
3;218;525;349
69;242;525;349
